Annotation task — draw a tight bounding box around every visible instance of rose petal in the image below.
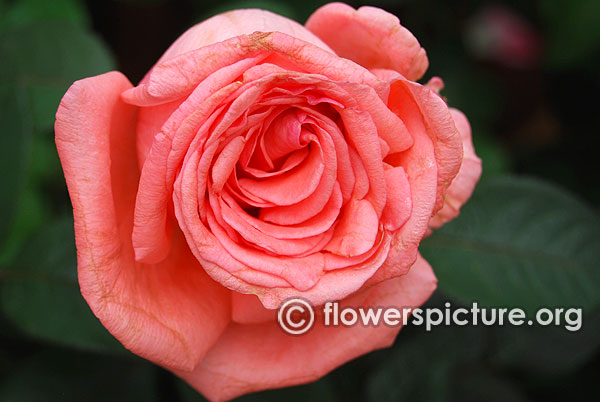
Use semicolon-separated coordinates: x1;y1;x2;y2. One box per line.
238;136;325;205
220;185;342;240
174;145;293;290
55;72;230;371
259;109;349;224
122;32;386;106
211;136;246;193
175;138;392;306
324;198;380;257
339;108;387;216
136;100;181;168
175;254;437;402
366;81;443;285
339;82;413;154
205;210;324;290
215;192;335;257
231;292;277;324
156;9;333;63
259;231;391;309
387;77;463;217
429;108;482;229
381;166;412;231
306;3;429;80
132;76;243;263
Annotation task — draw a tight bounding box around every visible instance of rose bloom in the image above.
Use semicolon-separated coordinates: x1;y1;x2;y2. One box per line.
55;3;481;401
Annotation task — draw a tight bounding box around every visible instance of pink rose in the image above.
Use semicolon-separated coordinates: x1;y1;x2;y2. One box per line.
55;3;481;401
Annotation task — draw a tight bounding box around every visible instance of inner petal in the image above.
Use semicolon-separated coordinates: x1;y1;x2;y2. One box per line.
238;136;324;206
324;198;380;257
262;108;308;161
221;184;342;240
244;147;309;179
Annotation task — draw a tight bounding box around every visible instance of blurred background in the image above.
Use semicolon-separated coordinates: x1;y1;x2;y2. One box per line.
0;0;598;401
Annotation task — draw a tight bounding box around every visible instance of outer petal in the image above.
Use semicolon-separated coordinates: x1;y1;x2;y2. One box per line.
366;75;462;286
55;72;231;371
122;32;386;107
381;166;412;231
175;254;437;402
429;108;482;229
388;77;463;216
127;9;335;107
231;292;276;324
306;3;428;80
156;9;333;64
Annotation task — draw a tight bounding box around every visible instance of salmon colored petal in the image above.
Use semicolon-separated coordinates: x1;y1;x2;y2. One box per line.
175;254;437;402
348;146;370;200
305;2;429;80
259;111;347;224
155;9;333;64
259;231;391;309
339;82;413;154
221;185;342;240
175;139;391;307
366;84;440;285
176;175;293;289
324;198;380;257
429;108;482;229
381;166;412;231
387;77;463;216
55;72;231;371
131;60;261;262
205;210;324;290
306;113;355;204
261;108;306;160
214;192;335;257
135;100;181;169
132;79;243;263
122;32;386;107
370;68;403;82
238;140;325;205
127;9;332;105
211;136;246;193
339;108;387;216
231;292;277;324
173;145;323;291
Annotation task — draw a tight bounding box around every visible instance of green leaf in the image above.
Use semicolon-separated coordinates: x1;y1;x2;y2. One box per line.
0;21;115;132
539;0;600;69
471;130;512;179
0;83;32;243
0;20;115;262
0;178;49;265
30;134;63;182
0;348;159;402
366;325;488;402
452;367;532;402
0;0;89;30
489;308;600;378
420;175;600;313
0;217;127;354
427;51;504;128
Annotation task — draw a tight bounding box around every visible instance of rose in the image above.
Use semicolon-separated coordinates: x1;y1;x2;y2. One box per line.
55;3;481;401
